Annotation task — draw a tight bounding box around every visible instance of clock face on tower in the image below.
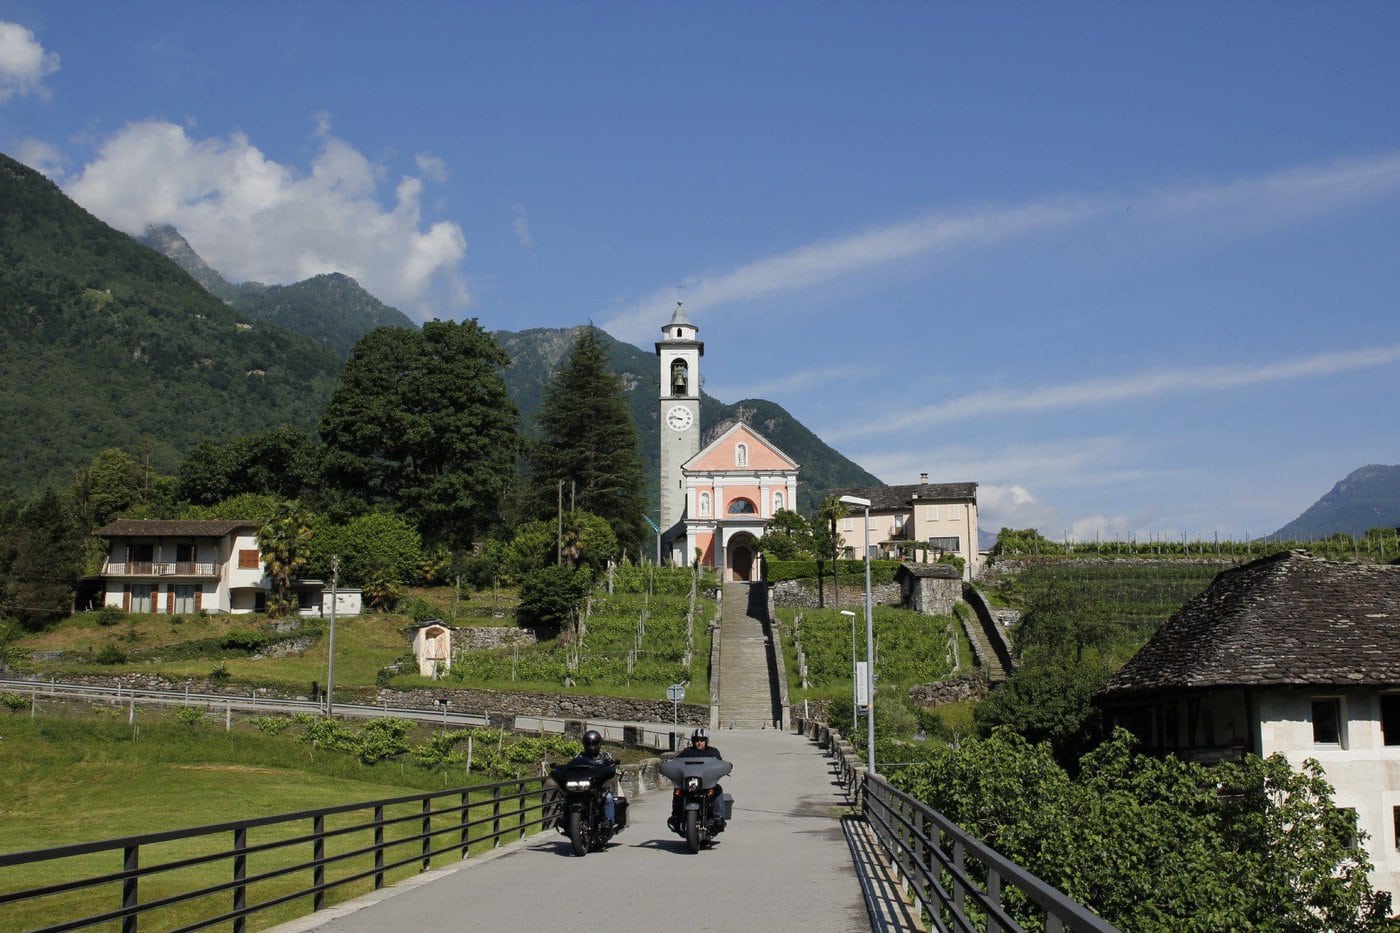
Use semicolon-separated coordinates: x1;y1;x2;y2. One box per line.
665;405;693;431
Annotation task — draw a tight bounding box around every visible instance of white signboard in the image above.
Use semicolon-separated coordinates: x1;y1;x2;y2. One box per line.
667;683;686;702
856;662;870;707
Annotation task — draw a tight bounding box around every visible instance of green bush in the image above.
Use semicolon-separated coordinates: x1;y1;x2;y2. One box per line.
95;644;127;664
249;715;293;735
94;605;125;627
764;559;900;584
1;692;28;713
172;707;206;726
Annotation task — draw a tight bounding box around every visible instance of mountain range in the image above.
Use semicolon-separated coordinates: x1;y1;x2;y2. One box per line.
1;151;877;513
1270;464;1400;540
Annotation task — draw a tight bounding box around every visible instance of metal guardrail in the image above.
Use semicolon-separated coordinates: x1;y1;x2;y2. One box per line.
0;776;557;933
801;718;1117;933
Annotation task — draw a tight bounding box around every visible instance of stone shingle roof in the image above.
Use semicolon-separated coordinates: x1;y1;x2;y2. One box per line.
829;482;977;511
1098;551;1400;699
95;519;260;538
896;562;962;580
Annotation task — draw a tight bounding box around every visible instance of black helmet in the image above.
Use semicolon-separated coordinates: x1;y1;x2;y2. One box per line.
582;729;603;754
691;727;709;744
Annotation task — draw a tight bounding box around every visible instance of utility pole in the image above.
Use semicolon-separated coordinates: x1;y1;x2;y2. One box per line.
326;556;339;717
557;481;564;566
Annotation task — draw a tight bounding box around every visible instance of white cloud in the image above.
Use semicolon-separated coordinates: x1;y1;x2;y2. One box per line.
64;120;468;320
13;137;62;176
826;343;1400;442
0;21;58;102
511;203;533;248
600;151;1400;345
415;153;448;183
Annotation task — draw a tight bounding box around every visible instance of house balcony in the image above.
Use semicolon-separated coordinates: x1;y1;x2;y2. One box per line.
103;561;220;578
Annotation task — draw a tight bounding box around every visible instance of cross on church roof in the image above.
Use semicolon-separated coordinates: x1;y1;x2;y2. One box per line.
734;404;753;424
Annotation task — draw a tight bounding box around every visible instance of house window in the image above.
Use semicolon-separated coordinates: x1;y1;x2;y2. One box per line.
1335;808;1358;850
174;585;195;614
842;518;854;532
929;536;960;552
1382;694;1400;746
1311;697;1343;745
735;444;747;467
129;584;152;613
1394;806;1400;850
699;492;711;517
238;549;260;570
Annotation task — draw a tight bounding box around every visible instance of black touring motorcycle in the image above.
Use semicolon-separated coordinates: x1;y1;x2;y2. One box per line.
549;758;627;856
659;755;734;853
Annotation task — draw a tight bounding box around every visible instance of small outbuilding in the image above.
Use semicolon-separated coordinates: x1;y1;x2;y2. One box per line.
896;561;962;616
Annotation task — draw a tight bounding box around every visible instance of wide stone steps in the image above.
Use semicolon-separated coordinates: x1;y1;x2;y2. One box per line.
717;581;780;729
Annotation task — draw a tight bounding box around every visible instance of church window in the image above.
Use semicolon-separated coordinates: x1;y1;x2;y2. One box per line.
699;492;711;516
728;498;756;515
735;443;748;467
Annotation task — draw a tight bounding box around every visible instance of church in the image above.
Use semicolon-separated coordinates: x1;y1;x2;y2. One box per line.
656;303;799;581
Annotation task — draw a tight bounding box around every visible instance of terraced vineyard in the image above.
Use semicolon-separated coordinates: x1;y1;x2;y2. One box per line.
777;605;958;699
449;565;718;700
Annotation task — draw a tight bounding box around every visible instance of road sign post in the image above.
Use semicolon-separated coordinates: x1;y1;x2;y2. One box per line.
667;683;685;729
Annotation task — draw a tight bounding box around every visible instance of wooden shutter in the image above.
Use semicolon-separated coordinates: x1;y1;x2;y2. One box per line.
166;589;175;613
123;585;130;611
238;549;260;569
194;588;203;612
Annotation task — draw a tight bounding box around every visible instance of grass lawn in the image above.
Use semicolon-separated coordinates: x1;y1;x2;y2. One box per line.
0;703;557;931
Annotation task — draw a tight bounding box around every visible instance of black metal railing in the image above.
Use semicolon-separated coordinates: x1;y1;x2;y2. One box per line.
0;776;557;932
861;774;1118;933
800;718;1116;933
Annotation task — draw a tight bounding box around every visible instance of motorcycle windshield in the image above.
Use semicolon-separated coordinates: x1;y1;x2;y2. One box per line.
658;757;733;788
549;759;617;789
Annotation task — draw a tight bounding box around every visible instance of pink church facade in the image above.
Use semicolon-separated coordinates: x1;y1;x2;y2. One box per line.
682;422;799;582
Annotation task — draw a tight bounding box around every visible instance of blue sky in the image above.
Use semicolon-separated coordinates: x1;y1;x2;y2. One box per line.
2;2;1397;541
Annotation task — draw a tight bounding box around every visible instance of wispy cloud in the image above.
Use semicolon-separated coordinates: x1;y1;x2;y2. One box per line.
0;21;58;103
600;152;1400;345
825;343;1400;442
511;203;533;249
706;365;866;403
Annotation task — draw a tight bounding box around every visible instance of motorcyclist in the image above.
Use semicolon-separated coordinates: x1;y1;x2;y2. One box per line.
571;729;618;827
670;727;723;830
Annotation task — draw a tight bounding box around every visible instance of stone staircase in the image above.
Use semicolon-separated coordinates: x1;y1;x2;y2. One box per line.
716;581;781;729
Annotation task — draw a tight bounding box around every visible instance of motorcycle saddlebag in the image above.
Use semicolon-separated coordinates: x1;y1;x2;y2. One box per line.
614;796;629;830
716;794;734;821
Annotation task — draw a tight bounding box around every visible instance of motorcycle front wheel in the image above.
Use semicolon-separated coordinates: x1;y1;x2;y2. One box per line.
567;810;587;857
684;809;700;853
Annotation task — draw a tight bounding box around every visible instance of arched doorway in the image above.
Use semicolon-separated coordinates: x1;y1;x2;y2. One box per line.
729;533;756;582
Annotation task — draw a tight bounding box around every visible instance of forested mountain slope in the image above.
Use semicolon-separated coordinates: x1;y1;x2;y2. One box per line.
140;225;416;358
0;153;343;491
495;326;882;512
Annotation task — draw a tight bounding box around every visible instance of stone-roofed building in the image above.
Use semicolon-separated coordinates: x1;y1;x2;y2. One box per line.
829;473;980;580
1097;550;1400;902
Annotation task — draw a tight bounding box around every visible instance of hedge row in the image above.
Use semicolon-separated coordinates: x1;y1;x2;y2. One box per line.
764;559;901;585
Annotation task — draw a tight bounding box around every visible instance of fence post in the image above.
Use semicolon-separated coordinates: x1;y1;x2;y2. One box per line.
374;805;385;889
421;798;432;871
460;790;471;858
232;826;247;933
122;844;138;933
491;785;502;847
313;814;325;911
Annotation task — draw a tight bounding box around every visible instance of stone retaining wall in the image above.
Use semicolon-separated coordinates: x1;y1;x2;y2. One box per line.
769;579;900;610
450;626;537;652
908;673;989;707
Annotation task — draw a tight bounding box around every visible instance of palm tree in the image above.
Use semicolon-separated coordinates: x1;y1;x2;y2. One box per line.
259;505;312;618
816;495;848;608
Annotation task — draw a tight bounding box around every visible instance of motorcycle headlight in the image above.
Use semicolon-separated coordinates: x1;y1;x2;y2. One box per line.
686;776;701;792
566;780;592;791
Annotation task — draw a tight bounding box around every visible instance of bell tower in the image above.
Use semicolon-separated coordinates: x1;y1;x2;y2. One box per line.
657;302;703;560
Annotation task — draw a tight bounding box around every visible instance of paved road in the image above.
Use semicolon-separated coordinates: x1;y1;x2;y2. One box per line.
273;730;874;933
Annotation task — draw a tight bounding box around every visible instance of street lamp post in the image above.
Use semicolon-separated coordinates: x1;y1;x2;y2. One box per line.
839;494;875;774
840;610;857;739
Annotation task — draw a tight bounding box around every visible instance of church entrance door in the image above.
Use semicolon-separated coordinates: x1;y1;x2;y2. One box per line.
729;534;755;582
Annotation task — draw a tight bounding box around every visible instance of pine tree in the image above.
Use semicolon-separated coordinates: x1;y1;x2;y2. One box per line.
526;326;647;556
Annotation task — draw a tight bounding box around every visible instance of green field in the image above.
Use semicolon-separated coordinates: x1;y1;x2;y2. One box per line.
0;703;574;931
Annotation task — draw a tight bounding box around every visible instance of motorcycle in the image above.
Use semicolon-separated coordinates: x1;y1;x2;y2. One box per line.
659;755;734;853
549;758;627;856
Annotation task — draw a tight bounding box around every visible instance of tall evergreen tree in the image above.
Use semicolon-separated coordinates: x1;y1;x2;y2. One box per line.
526;326;647;556
319;321;518;550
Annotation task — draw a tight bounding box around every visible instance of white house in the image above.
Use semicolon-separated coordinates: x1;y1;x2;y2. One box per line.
828;475;981;580
1098;551;1400;904
96;519;360;617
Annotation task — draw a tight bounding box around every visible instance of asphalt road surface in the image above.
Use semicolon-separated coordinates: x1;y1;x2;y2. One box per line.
272;730;875;933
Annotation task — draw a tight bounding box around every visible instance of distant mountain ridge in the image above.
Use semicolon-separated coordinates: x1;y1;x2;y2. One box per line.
139;225;416;358
1271;464;1400;540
